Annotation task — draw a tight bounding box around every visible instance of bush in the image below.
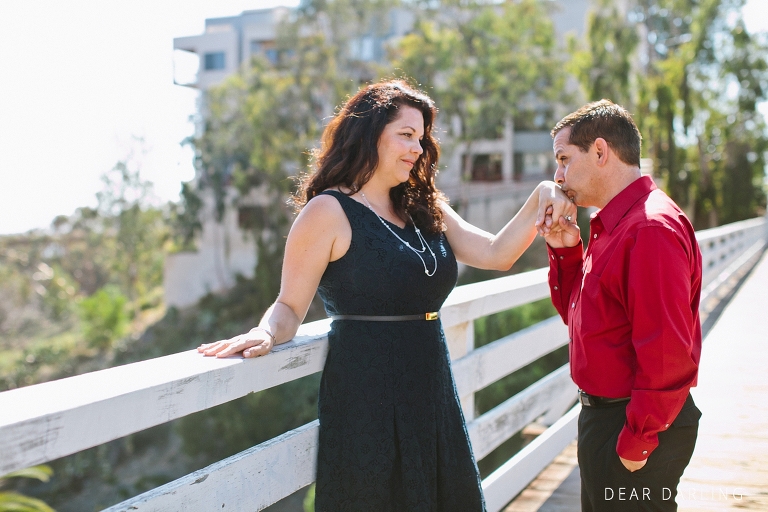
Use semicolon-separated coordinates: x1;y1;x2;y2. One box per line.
78;285;128;349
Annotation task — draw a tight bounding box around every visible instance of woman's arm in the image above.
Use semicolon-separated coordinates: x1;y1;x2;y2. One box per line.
442;181;575;271
198;194;350;358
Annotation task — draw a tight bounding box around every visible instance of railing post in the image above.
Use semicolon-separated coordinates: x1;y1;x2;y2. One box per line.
444;320;475;420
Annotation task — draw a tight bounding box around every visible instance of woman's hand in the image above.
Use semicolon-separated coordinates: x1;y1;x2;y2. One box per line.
534;181;576;237
197;327;275;359
196;193;347;361
441;180;578;271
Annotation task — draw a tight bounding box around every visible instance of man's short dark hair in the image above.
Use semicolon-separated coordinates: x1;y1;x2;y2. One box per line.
551;99;642;167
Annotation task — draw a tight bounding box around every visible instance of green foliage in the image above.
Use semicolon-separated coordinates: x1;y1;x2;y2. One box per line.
0;465;54;512
168;182;203;252
78;285;128;349
303;483;316;512
0;467;52;483
568;0;639;104
96;157;169;311
394;0;567;140
473;299;564;417
190;0;382;213
0;147;173;395
177;374;321;465
0;492;54;512
570;0;768;227
470;300;568;477
474;298;558;350
33;264;78;322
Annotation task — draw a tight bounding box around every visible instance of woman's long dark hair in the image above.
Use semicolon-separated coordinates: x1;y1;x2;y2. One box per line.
294;80;445;233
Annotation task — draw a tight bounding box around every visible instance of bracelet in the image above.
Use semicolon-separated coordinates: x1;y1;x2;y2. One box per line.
252;327;276;345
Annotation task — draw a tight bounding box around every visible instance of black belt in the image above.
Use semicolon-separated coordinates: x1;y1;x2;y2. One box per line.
578;390;630;408
330;312;440;322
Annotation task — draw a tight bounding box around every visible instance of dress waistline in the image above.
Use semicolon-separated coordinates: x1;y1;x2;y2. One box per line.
330;312;440;322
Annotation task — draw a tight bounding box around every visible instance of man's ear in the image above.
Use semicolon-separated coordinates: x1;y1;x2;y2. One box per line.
593;138;609;166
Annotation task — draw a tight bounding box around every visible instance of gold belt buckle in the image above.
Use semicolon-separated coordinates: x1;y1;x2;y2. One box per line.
425;312;439;321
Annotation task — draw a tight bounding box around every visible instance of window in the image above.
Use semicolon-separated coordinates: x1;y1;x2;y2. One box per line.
264;48;279;64
249;41;280;65
203;52;226;71
513;152;554;181
470;154;503;182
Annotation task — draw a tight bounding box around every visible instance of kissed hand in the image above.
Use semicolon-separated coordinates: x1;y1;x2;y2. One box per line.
197;327;275;359
620;456;647;472
535;181;577;237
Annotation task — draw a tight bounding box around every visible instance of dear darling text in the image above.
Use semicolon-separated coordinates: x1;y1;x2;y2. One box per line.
604;487;745;501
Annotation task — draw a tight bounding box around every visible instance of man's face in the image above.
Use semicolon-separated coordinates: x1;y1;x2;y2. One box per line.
553;127;601;208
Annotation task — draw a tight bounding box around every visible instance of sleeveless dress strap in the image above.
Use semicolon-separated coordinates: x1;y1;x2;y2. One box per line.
317;190;366;229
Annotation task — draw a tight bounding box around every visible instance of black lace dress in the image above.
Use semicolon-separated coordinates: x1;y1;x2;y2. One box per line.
314;191;486;512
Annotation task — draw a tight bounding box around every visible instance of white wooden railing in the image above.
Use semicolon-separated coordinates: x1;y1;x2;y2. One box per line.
1;216;765;512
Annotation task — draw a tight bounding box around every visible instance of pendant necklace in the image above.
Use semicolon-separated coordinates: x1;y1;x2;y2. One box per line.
360;192;437;277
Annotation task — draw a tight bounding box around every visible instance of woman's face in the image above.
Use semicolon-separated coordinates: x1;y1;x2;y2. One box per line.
374;105;425;186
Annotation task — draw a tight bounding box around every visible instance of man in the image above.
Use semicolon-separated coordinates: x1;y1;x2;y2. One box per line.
543;100;702;511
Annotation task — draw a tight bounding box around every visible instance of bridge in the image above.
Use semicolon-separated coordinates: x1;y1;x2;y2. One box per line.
1;215;766;511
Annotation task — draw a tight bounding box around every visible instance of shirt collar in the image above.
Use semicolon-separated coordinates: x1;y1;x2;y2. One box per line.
593;175;656;234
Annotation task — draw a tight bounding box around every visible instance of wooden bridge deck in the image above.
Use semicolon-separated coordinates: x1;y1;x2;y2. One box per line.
503;249;768;511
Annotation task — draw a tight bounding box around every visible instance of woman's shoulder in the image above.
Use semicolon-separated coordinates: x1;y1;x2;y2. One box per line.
297;190;349;225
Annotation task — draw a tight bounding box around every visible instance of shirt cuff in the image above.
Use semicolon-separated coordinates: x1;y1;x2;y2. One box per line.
616;426;658;461
547;241;583;268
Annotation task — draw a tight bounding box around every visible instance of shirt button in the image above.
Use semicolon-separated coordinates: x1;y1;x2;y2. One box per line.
665;424;670;428
642;450;648;455
554;286;559;290
593;234;598;239
559;255;564;260
571;303;576;308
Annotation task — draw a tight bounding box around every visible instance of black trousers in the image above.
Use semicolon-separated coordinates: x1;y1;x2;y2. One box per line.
578;394;701;512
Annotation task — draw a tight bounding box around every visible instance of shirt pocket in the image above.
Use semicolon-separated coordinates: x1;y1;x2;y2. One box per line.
581;272;602;300
578;272;613;339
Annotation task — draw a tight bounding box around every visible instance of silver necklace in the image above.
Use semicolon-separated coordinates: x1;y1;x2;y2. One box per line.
360;192;438;276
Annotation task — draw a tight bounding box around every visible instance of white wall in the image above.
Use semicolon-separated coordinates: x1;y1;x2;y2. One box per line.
164;190;257;308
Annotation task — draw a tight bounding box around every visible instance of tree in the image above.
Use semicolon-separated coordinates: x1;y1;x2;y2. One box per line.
390;0;568;211
395;0;566;138
96;153;168;312
569;0;768;227
568;0;639;105
186;0;404;313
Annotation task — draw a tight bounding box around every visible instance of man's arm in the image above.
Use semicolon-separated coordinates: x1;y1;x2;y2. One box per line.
617;225;700;461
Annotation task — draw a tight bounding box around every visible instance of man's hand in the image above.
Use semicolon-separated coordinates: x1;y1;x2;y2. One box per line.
543;213;581;248
619;456;647;472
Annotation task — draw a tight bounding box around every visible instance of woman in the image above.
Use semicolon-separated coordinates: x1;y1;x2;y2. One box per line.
198;80;574;511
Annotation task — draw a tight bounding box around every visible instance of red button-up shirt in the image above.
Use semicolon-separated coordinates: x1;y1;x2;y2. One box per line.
548;176;702;461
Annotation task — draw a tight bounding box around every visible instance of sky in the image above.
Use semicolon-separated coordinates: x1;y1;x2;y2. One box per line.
0;0;767;235
0;0;299;235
